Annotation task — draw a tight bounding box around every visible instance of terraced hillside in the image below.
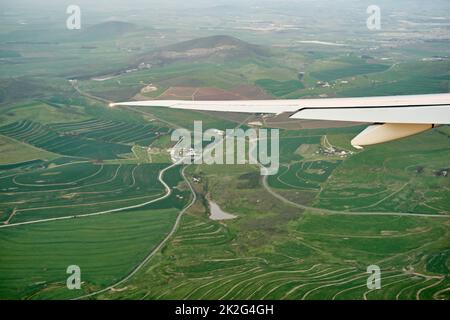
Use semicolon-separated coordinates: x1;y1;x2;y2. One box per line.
87;124;449;301
49;119;169;146
315;128;450;215
0;120;131;160
0;154;191;299
0;161;175;223
0;96;193;299
0;26;448;301
98;203;450;300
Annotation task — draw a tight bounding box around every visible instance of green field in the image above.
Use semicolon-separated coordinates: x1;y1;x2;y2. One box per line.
96;196;450;300
0;135;58;165
316;128;450;214
310;59;390;82
0;161;179;223
255;79;304;97
0;208;180;299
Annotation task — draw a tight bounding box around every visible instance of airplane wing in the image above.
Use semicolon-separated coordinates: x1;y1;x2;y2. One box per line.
111;93;450;148
110;99;302;114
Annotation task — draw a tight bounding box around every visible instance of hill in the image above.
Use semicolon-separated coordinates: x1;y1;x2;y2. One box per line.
139;35;270;65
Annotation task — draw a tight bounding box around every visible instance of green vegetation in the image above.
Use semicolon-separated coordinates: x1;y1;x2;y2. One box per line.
0;208;179;299
0;135;58;164
140;106;239;131
0;17;448;300
339;61;450;96
269;160;341;190
311;60;390;82
50;119;168;146
132;145;151;163
1;101;447;300
316;127;450;214
255;79;304;97
0;120;131;159
97;199;450;300
0;161;190;223
0;101;90;126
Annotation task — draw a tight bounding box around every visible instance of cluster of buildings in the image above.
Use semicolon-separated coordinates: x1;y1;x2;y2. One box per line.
123;62;152;74
170;146;198;163
318;146;353;158
316;81;331;88
316;79;350;89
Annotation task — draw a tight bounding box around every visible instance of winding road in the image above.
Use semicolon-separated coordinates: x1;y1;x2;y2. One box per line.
0;160;183;229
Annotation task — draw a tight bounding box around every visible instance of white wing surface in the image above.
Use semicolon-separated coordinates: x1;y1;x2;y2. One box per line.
111;93;450;148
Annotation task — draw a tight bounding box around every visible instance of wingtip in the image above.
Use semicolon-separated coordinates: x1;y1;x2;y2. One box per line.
351;144;364;150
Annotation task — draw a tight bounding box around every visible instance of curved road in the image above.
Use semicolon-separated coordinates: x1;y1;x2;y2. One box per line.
0;160;183;229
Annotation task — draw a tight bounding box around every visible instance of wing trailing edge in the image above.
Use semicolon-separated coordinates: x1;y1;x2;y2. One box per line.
111;93;450;148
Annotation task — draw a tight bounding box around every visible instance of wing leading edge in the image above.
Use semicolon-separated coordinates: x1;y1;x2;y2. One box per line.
111;93;450;148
